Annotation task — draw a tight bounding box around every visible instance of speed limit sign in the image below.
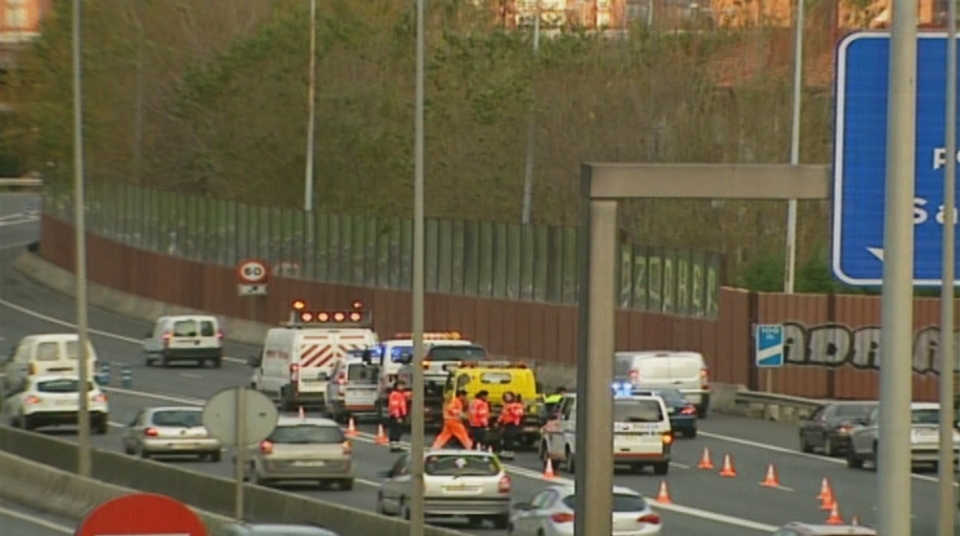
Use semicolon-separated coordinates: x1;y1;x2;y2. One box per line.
236;258;269;284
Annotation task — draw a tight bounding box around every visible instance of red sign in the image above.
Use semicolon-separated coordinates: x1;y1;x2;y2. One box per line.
76;493;207;536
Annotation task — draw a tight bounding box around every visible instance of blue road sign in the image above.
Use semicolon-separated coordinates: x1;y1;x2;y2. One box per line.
832;32;960;287
755;324;785;368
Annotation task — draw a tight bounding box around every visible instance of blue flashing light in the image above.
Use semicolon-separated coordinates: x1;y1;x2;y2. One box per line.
611;382;633;397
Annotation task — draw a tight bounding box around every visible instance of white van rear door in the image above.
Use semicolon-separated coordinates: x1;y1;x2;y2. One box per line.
32;341;74;376
663;355;704;391
344;362;380;411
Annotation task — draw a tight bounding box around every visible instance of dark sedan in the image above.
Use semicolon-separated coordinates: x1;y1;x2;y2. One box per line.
632;387;698;438
799;400;878;457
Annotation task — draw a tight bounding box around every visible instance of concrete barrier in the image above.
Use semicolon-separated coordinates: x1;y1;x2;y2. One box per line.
0;450;232;532
0;425;469;536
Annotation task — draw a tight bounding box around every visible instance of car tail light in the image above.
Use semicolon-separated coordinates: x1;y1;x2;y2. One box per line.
144;427;159;437
638;513;661;524
342;441;353;454
422;360;431;369
700;368;709;389
498;475;511;494
24;395;41;405
91;394;107;403
550;513;574;524
290;363;300;382
662;433;673;445
680;405;696;415
628;369;639;383
216;330;224;340
162;331;172;347
259;440;274;454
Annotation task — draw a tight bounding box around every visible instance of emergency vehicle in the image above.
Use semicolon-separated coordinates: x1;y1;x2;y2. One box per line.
539;390;673;475
326;349;381;423
444;361;544;449
395;334;488;428
249;299;378;412
374;332;477;418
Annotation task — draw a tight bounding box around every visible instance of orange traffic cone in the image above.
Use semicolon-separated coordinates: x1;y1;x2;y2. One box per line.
298;406;305;420
345;418;357;438
375;424;388;445
820;487;835;510
718;454;737;477
851;515;860;526
825;499;844;525
697;447;714;470
816;477;832;500
543;458;556;479
655;480;673;504
759;463;780;488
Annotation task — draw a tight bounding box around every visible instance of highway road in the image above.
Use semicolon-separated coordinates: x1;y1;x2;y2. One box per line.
0;499;75;535
1;192;956;535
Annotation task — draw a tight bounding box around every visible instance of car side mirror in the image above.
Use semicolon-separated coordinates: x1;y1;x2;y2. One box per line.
512;501;531;511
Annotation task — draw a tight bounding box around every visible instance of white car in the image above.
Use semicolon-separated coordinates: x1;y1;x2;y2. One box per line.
144;315;223;368
847;402;960;469
4;375;109;434
507;485;662;536
376;448;512;528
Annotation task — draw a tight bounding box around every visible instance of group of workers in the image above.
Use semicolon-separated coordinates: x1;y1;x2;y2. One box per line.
385;381;568;454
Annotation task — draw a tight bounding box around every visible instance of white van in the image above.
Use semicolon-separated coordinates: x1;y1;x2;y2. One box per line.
614;351;710;418
2;334;99;392
250;326;379;412
143;315;223;368
326;352;381;422
541;393;673;475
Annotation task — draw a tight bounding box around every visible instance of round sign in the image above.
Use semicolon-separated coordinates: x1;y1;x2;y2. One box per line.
202;387;279;446
77;493;207;536
236;258;268;284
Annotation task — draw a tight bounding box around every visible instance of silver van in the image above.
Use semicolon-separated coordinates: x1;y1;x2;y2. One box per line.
614;351;710;418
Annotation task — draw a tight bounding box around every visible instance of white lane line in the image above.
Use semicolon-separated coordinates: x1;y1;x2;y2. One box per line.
0;239;37;251
698;430;956;486
180;373;203;379
0;504;72;533
759;483;794;492
670;462;690;469
0;298;245;365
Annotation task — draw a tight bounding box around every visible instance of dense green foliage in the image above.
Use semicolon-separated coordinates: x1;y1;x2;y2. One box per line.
3;0;848;289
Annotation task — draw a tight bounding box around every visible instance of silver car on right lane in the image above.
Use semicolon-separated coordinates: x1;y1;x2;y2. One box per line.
507;484;662;536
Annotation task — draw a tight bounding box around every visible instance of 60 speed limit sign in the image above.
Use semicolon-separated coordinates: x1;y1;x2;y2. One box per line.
236;258;269;284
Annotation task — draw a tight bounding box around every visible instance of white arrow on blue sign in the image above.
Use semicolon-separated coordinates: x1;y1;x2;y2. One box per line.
755;324;785;368
832;31;960;287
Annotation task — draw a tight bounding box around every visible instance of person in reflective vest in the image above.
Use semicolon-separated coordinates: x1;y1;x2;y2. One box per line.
543;386;566;417
432;389;474;450
467;390;491;449
497;391;525;454
387;381;409;452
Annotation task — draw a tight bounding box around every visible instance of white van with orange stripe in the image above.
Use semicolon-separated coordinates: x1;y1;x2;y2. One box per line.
250;301;378;412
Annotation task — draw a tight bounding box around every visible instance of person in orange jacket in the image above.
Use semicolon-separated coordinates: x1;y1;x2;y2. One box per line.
432;389;474;450
497;391;525;455
467;390;491;449
387;381;409;452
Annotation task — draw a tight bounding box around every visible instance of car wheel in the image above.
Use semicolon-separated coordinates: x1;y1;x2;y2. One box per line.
653;462;670;475
339;478;354;491
564;447;575;473
20;413;33;431
684;428;698;439
160;355;170;368
375;493;389;516
123;442;135;455
697;406;708;419
138;445;151;460
824;436;836;457
93;420;108;435
213;358;223;369
209;451;221;463
492;514;510;530
400;499;411;520
631;463;645;474
846;447;863;469
144;355;154;367
800;434;812;453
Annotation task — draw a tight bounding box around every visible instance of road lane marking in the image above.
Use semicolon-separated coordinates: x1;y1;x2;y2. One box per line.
0;504;72;533
759;483;794;492
180;373;203;379
670;462;690;469
0;239;37;251
0;298;245;365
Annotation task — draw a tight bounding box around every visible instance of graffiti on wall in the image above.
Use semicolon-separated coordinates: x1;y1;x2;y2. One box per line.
779;321;960;375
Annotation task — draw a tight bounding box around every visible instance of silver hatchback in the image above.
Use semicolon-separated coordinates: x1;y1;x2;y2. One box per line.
242;416;354;490
122;406;221;461
375;449;512;529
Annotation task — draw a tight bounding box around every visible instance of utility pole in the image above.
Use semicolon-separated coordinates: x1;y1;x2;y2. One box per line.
520;0;541;225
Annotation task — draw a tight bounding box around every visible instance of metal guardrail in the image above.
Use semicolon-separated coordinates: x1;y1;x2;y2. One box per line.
724;388;824;423
0;178;42;187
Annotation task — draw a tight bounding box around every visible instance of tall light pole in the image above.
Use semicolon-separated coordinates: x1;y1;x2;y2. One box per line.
776;0;804;394
520;0;541;225
937;2;957;534
71;0;92;478
409;0;427;534
876;0;918;532
304;0;318;253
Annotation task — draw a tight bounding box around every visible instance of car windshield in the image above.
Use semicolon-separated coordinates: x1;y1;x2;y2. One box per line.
35;379;94;393
424;454;500;476
836;403;875;417
614;399;664;423
347;363;380;383
562;493;647;512
428;346;487;362
269;425;344;444
912;409;940;425
152;410;203;427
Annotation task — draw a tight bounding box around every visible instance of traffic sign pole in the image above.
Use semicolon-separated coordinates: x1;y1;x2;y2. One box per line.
938;3;958;534
877;0;918;533
234;386;246;520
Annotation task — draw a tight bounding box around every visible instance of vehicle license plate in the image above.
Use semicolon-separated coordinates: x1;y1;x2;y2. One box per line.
294;460;326;467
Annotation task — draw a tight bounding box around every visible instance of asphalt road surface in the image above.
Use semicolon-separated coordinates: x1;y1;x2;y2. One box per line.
1;192;956;535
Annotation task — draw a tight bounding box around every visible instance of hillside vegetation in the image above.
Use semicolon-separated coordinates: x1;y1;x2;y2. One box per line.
4;0;848;288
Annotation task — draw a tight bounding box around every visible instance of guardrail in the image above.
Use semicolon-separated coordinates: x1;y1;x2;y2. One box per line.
711;383;822;423
0;425;469;536
0;177;42;188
